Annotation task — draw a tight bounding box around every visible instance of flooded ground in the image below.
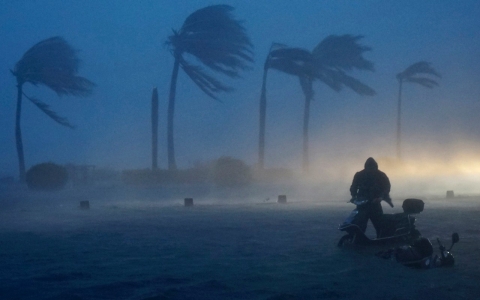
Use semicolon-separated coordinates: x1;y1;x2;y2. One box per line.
0;185;479;299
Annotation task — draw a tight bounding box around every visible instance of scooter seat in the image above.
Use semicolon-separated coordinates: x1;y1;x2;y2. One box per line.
382;213;407;222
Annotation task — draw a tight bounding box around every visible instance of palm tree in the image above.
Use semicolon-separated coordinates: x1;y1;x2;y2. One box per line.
258;43;313;170
165;5;253;171
11;36;95;182
305;35;376;173
396;61;440;159
258;35;375;173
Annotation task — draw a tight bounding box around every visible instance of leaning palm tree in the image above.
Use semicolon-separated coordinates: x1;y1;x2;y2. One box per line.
165;5;254;171
258;35;375;173
396;61;440;159
258;43;313;170
11;36;95;182
305;35;376;173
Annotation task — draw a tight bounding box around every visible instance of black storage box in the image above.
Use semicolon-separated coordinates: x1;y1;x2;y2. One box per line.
402;198;424;214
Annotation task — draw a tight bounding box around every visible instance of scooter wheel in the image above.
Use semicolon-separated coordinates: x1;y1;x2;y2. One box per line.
338;234;354;247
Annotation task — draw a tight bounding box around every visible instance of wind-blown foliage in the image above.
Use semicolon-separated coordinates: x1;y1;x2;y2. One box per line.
312;35;376;96
11;36;95;182
165;5;253;170
397;61;440;87
313;35;374;71
13;37;94;96
267;44;313;76
395;61;440;159
257;43;316;170
177;57;234;99
22;93;74;128
258;35;375;172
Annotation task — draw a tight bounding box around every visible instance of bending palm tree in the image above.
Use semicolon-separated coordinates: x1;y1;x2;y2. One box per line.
165;5;253;171
258;35;375;173
305;35;376;173
258;43;313;170
396;62;440;159
11;36;95;182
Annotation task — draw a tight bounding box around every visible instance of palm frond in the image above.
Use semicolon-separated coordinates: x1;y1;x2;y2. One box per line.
335;71;376;96
269;47;313;63
13;36;95;96
23;93;74;128
264;35;375;96
312;35;374;71
404;77;439;88
397;61;441;80
314;68;343;92
267;47;313;76
179;58;233;100
34;75;94;96
167;5;254;79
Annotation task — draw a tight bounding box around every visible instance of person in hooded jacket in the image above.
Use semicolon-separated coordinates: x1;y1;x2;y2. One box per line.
349;157;392;237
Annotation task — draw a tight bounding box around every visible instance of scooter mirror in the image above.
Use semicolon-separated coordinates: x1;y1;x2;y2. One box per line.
448;233;459;251
452;233;459;244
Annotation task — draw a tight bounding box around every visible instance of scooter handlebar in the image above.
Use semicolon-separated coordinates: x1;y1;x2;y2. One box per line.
349;197;394;208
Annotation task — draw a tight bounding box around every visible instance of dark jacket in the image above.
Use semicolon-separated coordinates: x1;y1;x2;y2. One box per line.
350;157;391;201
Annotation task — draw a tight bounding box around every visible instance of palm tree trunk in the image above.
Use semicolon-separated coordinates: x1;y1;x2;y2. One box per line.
396;79;403;160
15;83;26;182
302;79;313;175
258;67;268;170
167;58;180;171
151;87;159;170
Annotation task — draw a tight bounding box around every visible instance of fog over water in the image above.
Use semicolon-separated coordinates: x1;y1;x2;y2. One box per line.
1;1;480;195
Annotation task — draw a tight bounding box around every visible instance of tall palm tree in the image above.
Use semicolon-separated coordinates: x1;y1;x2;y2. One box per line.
396;61;440;159
165;5;253;171
258;35;375;173
258;43;312;170
305;35;376;173
11;36;95;182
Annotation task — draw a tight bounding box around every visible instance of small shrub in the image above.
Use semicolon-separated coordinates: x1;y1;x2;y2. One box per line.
213;156;251;187
26;162;68;191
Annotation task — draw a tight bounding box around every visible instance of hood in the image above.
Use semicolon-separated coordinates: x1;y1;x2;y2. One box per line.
364;157;378;171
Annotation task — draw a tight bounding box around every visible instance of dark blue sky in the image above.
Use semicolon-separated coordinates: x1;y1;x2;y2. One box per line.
1;0;480;178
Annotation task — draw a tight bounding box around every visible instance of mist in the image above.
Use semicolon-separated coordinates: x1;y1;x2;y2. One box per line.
1;3;480;297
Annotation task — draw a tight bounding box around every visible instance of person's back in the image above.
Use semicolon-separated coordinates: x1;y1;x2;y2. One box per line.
349;157;391;236
350;157;390;201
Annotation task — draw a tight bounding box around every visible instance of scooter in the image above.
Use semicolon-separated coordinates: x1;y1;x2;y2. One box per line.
337;197;424;247
376;232;460;268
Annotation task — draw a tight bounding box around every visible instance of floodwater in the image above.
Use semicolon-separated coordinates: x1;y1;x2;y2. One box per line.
0;185;479;299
